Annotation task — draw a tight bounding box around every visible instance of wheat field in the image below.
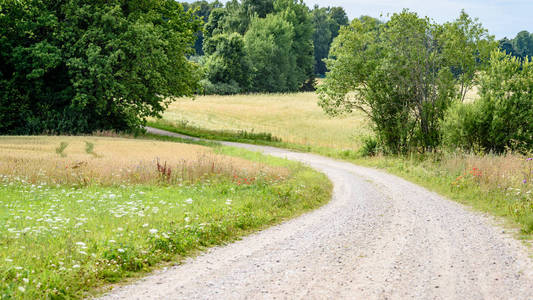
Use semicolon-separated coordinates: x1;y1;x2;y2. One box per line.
159;92;372;150
0;136;286;186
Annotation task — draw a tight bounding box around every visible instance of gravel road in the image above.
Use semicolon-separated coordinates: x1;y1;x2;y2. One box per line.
100;127;533;299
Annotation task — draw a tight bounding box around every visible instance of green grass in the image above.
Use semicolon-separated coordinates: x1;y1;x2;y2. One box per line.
0;136;332;299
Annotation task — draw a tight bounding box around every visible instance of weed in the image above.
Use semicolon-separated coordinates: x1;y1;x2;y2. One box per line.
85;141;97;157
55;141;68;157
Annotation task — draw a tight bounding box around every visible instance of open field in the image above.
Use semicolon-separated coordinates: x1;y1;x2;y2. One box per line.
0;136;331;299
154;92;532;236
156;92;372;150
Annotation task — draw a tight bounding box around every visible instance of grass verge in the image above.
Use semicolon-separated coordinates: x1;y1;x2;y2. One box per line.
0;136;332;299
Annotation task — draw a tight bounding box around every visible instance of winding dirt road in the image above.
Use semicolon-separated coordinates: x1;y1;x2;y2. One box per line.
101;127;533;299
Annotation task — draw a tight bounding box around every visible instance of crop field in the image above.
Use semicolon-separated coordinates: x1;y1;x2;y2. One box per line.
0;136;331;299
0;136;286;186
157;92;372;150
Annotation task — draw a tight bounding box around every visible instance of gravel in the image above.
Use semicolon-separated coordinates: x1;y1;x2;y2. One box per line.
99;127;533;299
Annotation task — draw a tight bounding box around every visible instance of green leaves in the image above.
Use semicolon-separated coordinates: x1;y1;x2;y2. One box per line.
319;10;496;154
0;0;201;134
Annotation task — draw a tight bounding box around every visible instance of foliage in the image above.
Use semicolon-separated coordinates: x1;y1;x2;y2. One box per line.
0;0;201;135
181;0;223;55
244;14;296;92
311;5;349;76
318;10;495;154
499;30;533;61
442;50;533;153
199;0;315;94
202;32;250;92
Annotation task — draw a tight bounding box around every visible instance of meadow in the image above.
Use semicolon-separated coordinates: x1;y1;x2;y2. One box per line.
0;136;331;299
154;92;372;149
152;92;533;237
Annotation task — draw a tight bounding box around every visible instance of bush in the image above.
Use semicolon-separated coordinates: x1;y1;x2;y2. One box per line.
199;79;242;95
441;50;533;153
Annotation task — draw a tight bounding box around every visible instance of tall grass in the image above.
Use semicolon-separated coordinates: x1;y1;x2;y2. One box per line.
0;136;287;186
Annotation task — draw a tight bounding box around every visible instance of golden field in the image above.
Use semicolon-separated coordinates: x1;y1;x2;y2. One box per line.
159;92;372;149
0;136;287;186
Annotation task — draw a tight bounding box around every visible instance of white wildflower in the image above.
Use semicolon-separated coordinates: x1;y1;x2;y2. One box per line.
18;286;25;293
149;229;158;234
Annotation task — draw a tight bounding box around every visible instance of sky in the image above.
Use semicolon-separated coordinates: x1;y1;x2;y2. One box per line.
303;0;531;39
208;0;532;39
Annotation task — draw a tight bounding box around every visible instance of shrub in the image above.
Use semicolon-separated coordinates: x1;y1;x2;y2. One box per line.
441;50;533;153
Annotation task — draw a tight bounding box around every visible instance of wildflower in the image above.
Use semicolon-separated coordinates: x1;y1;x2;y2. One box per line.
142;223;149;228
523;179;527;184
185;198;193;204
117;248;125;253
149;229;158;234
184;217;190;223
527;158;532;161
72;264;80;268
18;286;25;293
5;258;13;262
75;242;86;247
22;278;29;284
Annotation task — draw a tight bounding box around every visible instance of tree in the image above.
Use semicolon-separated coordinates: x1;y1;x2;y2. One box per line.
182;0;222;55
311;6;349;76
244;14;296;92
311;6;332;76
439;10;495;101
318;10;495;153
274;0;315;89
202;32;250;93
513;30;533;59
0;0;201;134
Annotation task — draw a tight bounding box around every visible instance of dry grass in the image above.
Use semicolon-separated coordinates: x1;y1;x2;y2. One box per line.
158;92;372;149
444;152;532;190
0;136;287;186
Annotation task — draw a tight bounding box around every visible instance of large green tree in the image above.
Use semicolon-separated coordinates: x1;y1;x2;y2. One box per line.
244;14;296;92
319;10;495;153
0;0;201;134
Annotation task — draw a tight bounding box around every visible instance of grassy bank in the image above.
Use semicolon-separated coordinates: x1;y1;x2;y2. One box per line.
152;92;532;238
0;136;332;299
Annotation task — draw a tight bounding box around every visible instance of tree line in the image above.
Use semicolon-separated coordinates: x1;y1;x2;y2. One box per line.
182;0;348;94
499;30;533;61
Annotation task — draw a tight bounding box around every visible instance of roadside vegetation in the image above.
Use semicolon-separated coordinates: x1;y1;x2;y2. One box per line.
0;136;332;299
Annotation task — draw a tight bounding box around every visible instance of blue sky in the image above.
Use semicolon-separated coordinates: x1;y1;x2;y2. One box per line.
304;0;531;39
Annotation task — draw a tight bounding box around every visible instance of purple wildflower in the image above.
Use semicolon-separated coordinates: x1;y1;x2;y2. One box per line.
527;158;533;161
523;179;528;184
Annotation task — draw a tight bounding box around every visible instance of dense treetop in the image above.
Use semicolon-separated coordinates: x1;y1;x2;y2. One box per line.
0;0;201;134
